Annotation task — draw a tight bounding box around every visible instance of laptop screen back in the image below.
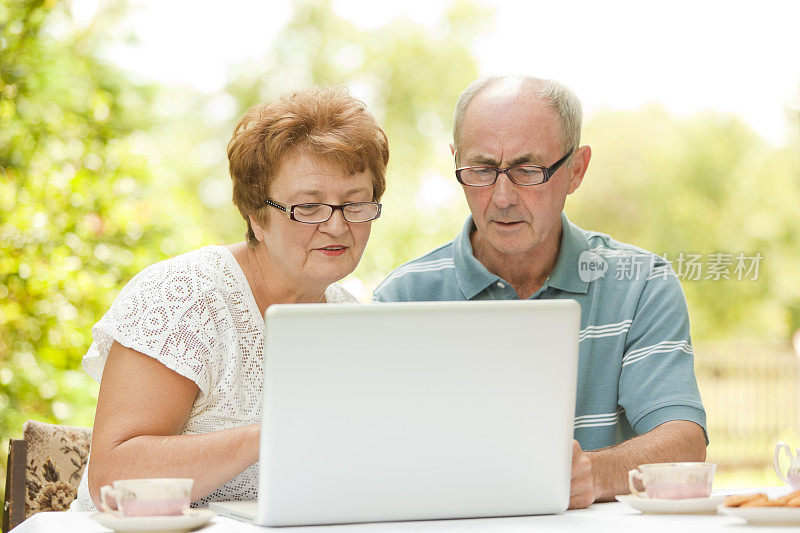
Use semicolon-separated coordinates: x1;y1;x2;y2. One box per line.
258;299;580;526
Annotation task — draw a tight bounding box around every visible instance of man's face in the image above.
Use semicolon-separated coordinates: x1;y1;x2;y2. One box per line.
454;87;582;261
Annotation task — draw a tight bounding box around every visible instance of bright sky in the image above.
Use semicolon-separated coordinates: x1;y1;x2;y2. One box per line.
93;0;800;145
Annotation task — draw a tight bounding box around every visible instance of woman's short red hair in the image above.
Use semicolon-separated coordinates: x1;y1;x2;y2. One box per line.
228;86;389;245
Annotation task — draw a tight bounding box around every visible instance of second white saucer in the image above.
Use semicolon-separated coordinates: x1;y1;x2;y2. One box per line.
616;494;726;514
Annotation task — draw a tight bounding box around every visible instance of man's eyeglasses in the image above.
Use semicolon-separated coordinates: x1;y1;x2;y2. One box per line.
263;198;382;224
455;149;574;187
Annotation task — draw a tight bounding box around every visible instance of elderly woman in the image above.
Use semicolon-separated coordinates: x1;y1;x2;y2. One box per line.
71;86;389;510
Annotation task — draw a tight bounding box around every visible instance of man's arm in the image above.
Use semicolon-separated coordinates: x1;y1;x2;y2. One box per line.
589;419;706;501
593;258;706;499
569;419;707;507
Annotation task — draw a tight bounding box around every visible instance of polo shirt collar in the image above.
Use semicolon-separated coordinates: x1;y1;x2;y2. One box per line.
452;212;590;299
548;212;590;294
453;217;498;299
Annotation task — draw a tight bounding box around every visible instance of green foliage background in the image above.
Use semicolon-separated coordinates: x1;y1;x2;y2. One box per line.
1;0;799;505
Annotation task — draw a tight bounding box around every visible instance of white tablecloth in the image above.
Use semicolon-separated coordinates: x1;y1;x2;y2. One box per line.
9;499;791;533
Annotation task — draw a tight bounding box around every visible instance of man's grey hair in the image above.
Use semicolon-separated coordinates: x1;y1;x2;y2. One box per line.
452;75;582;155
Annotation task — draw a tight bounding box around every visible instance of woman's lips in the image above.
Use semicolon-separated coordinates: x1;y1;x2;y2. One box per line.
316;245;348;256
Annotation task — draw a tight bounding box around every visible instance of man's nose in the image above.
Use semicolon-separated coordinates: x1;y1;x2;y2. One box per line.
318;208;349;236
491;172;519;208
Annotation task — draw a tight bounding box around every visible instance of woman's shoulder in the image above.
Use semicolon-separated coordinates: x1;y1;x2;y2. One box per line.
84;245;255;387
134;245;232;276
125;245;245;297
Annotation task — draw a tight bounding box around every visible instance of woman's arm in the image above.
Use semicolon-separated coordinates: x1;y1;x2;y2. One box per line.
88;341;260;507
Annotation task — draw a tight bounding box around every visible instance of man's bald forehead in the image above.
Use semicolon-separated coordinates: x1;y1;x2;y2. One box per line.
472;76;543;103
465;79;547;120
452;75;582;152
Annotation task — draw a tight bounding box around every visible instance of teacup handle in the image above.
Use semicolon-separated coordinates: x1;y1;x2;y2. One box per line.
628;469;646;497
775;442;793;485
100;485;124;517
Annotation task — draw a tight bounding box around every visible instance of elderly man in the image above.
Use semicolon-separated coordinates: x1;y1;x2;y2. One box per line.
372;76;707;509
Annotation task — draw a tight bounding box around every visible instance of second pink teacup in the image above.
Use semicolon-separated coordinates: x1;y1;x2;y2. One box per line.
628;462;715;499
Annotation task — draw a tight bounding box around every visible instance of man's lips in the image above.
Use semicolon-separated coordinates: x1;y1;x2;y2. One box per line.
492;220;524;227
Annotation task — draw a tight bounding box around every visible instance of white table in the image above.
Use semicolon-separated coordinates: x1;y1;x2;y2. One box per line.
8;500;790;533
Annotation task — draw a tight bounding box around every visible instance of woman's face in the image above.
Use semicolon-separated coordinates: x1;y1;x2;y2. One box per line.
250;151;375;293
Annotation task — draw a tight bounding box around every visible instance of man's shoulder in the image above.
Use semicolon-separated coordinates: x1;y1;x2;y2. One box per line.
570;224;685;314
372;241;459;301
578;226;672;276
581;227;657;258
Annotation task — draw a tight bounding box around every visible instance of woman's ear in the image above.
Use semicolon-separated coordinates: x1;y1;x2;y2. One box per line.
249;215;265;242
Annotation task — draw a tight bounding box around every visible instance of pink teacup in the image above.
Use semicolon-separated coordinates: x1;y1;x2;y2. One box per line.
628;462;715;499
99;478;193;517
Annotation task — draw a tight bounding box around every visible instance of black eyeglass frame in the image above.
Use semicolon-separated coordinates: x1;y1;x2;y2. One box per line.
263;198;382;224
455;148;575;187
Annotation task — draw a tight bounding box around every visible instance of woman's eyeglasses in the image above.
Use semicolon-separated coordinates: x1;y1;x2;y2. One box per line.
263;198;382;224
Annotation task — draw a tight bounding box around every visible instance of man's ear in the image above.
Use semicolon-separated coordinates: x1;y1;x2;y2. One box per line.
567;145;591;195
249;215;265;242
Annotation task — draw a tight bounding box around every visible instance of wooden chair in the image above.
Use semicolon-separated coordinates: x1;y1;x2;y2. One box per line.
2;420;92;532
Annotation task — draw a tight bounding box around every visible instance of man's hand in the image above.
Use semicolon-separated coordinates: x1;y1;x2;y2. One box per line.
569;439;595;509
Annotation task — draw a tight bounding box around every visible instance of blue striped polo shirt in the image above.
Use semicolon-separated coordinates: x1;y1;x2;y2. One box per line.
372;213;707;451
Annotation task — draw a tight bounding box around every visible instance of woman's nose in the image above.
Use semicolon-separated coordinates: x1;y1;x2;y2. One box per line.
318;208;348;236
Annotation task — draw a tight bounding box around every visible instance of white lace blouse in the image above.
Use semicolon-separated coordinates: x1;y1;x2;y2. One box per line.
71;245;358;511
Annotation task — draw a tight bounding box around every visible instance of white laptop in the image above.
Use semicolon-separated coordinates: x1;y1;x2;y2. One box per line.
210;299;580;526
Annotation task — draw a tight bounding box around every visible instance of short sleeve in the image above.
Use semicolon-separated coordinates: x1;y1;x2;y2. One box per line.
82;258;217;397
371;291;385;303
325;283;361;303
618;269;708;442
371;277;401;302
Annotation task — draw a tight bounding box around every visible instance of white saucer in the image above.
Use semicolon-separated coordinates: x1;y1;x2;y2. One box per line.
616;494;726;514
91;509;216;532
718;505;800;525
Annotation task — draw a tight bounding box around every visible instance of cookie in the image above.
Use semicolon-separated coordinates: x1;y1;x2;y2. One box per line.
739;494;771;507
725;493;765;507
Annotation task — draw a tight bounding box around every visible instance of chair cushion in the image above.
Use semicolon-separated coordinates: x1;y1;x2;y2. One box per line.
23;420;92;516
